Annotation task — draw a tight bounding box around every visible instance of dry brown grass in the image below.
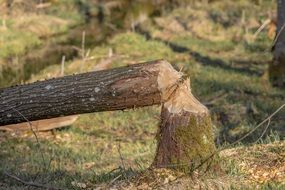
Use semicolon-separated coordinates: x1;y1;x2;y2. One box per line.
221;141;285;186
13;14;70;38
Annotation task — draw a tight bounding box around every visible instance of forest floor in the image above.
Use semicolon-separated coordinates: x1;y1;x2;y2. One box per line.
0;0;285;189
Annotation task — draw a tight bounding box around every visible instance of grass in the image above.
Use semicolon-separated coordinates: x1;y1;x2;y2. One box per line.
0;0;84;87
0;29;41;59
0;3;79;60
0;108;159;189
0;0;285;189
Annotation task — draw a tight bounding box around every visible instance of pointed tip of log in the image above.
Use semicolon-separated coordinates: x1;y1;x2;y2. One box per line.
152;60;183;101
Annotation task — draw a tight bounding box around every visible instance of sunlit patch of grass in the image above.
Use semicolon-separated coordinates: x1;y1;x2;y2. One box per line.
172;35;236;53
0;30;41;59
13;14;71;39
220;141;285;187
0;2;80;60
44;0;83;23
109;32;176;64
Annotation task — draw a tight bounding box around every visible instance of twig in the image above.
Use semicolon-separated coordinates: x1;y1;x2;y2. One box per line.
80;31;86;72
253;118;271;144
108;48;113;58
108;174;122;186
118;143;126;169
4;172;65;190
60;55;65;76
253;19;271;39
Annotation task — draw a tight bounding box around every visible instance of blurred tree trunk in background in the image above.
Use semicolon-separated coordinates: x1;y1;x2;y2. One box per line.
269;0;285;87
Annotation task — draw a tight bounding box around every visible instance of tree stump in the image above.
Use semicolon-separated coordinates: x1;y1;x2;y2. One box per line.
153;79;216;171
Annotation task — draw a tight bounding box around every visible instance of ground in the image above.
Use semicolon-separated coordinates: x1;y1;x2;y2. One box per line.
0;0;285;189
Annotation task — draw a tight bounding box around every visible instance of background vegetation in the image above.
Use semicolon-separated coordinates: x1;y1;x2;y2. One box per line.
0;0;284;189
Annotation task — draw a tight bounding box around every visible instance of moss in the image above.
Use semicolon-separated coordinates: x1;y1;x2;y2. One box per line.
174;113;216;171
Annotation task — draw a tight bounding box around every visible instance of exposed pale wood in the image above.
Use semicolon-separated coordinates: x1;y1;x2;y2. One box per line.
0;115;78;132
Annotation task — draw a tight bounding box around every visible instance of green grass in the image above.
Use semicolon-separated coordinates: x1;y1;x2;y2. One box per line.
0;108;159;189
0;30;41;59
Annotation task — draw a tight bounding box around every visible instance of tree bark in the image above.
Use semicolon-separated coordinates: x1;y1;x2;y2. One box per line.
153;79;216;171
270;0;285;87
0;60;181;126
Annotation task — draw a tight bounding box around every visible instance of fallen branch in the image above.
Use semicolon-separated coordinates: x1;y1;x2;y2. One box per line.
253;19;271;39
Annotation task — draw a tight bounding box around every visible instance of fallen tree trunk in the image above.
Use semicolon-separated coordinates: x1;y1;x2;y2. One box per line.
0;60;181;126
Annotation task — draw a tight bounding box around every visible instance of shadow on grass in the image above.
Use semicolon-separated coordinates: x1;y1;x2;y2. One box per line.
137;28;263;76
0;138;139;189
0;167;138;189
